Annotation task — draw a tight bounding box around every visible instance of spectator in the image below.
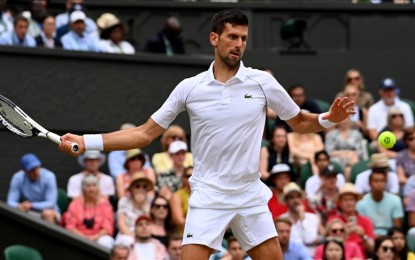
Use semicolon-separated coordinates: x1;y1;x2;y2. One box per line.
128;214;168;260
398;128;415;188
219;236;249;260
354;153;399;195
281;182;322;256
387;227;415;260
406;189;415;229
35;14;62;48
260;125;292;181
0;15;35;47
367;78;414;141
67;150;115;199
150;196;176;247
274;217;311;260
356;170;404;235
7;153;60;224
268;163;312;220
61;10;100;52
327;183;375;258
336;69;374;109
151;124;193;175
144;16;185;56
116;148;155;199
314;219;364;260
0;0;13;36
22;0;48;38
371;236;396;260
115;172;153;246
97;13;134;54
321;237;346;260
305;151;346;199
377;107;407;159
157;140;188;200
341;84;368;137
109;244;129;260
166;234;182;260
107;123;152;179
63;174;115;249
170;166;192;234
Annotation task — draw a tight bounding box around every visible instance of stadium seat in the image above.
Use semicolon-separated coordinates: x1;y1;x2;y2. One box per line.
4;245;43;260
349;160;370;184
313;99;330;112
300;161;343;189
57;188;70;214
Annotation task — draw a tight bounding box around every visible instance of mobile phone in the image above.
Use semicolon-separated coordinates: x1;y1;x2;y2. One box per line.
348;216;357;225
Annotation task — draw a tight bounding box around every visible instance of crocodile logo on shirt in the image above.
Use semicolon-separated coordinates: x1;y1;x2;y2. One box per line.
244;94;253;99
186;233;193;238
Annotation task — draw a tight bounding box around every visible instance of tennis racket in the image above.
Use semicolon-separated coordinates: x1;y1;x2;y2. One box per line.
0;95;78;153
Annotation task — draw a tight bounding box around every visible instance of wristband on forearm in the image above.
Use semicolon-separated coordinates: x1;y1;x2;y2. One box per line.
83;134;104;151
318;113;336;128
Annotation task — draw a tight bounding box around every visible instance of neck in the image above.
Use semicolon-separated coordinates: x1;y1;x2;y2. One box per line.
136;237;151;243
281;243;288;253
154;218;164;226
372;191;384;201
173;165;184;174
342;210;355;218
133;200;146;209
84;196;97;205
288;210;300;222
213;60;239;83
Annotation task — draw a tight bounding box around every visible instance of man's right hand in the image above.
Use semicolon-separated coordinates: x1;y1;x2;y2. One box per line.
59;133;85;156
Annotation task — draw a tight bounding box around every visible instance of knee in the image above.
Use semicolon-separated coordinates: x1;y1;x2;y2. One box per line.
41;209;56;220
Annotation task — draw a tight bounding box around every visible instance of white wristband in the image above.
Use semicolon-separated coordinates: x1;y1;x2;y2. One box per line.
318;113;336;128
83;134;104;151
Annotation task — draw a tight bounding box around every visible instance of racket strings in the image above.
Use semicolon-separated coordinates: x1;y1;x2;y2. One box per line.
0;100;33;137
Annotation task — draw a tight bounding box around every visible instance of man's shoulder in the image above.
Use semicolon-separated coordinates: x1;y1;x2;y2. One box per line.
11;170;25;181
68;172;83;181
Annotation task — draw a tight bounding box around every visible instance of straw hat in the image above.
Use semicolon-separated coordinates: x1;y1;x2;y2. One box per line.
368;153;389;169
338;182;361;199
283;182;304;201
77;150;106;167
124;149;146;169
128;172;154;191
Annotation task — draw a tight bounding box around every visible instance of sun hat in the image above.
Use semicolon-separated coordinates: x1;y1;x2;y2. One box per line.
77;150;106;167
128;172;154;191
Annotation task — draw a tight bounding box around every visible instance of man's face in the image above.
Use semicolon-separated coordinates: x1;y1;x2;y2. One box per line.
71;20;85;35
26;166;40;182
339;194;356;213
380;88;396;105
43;16;55;37
228;240;244;260
316;155;330;172
84;158;100;172
321;175;337;189
290;87;306;106
210;23;248;70
370;172;386;193
135;220;152;240
110;248;129;260
15;20;29;40
275;222;291;248
285;192;302;211
167;239;182;260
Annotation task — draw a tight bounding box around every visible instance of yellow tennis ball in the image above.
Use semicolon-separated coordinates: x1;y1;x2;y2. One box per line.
378;131;396;149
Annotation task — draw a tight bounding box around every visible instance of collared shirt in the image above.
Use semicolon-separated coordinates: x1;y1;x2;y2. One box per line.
61;31;100;52
0;30;36;47
284;240;312;260
55;13;98;38
151;61;299;195
67;172;115;198
7;168;58;212
305;174;345;199
355;169;399;194
99;39;135;54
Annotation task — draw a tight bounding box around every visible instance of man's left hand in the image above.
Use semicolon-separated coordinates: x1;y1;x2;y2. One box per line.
323;97;356;123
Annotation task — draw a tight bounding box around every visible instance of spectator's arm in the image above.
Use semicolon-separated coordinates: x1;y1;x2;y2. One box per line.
259;147;270;181
100;200;114;236
7;175;21;208
116;175;125;199
396;165;407;185
393;218;402;228
117;212;133;236
170;192;186;228
409;212;415;228
31;173;57;211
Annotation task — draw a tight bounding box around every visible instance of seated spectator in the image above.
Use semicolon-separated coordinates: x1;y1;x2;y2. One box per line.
0;0;13;36
166;234;182;260
151;124;193;175
144;16;185;56
150;196;177;247
396;128;415;186
157;140;188;200
63;174;114;249
7;153;60;224
327;183;375;258
367;78;414;142
406;189;415;229
268;163;312;220
377;107;406;159
325;117;366;179
97;13;134;54
219;236;250;260
356;170;404;235
115;172;153;246
274;217;311;260
109;244;130;260
305;151;345;199
129;214;168;259
336;69;374;109
260;126;292;181
308;165;341;224
0;15;36;47
170;166;192;234
61;10;100;52
281;182;322;256
355;153;399;195
35;14;61;48
67;150;115;199
387;227;415;260
116;149;155;199
341;84;369;138
22;0;48;38
320;237;346;260
371;236;396;260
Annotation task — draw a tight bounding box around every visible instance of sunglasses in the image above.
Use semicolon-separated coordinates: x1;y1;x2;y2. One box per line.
347;76;360;82
391;114;403;119
133;184;148;190
170;135;184;141
330;228;345;234
381;246;396;253
153;204;168;209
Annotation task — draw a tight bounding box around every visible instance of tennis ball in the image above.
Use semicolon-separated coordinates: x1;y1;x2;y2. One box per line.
378;131;396;149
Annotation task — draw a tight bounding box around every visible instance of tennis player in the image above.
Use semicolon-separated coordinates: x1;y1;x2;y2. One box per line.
60;9;355;259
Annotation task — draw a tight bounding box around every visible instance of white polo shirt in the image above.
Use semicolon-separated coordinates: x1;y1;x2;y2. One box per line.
152;61;299;195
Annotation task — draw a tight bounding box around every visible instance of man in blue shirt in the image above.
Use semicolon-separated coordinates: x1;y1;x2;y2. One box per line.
7;153;60;224
275;217;312;260
0;15;36;47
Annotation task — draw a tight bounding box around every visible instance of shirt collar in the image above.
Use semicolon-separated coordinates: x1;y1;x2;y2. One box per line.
204;60;247;84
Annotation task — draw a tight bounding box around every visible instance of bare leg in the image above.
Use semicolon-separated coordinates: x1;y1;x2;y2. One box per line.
246;237;283;260
182;244;214;260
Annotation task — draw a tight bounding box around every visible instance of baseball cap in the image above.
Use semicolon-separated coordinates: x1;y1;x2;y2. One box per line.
379;78;397;90
168;140;188;154
321;164;338;177
70;10;86;23
20;153;41;171
135;214;153;225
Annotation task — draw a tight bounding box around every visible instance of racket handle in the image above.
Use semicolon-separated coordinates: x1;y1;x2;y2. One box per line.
47;132;79;153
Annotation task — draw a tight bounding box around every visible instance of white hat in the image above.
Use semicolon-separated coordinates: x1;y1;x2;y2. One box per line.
78;150;106;167
168;141;188;154
70;11;86;23
270;163;291;175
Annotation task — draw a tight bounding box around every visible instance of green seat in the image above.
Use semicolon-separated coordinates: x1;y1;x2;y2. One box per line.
408;233;415;252
350;160;370;183
57;188;70;214
4;245;43;260
300;161;343;189
313;99;331;112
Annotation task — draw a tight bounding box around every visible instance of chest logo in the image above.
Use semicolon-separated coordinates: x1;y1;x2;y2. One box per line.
244;94;253;99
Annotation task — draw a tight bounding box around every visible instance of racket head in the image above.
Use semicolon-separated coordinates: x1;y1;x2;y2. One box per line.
0;95;36;138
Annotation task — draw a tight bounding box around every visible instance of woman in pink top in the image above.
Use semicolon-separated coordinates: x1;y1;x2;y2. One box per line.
63;174;114;248
314;219;364;260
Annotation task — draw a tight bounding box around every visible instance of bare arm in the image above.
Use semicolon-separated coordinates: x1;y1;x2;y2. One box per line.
170;193;186;229
259;147;270;180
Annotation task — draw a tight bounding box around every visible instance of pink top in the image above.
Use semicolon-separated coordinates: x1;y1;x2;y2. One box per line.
63;197;114;236
314;241;364;260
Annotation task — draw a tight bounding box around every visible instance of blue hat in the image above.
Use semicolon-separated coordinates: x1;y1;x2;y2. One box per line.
20;153;41;171
379;78;397;90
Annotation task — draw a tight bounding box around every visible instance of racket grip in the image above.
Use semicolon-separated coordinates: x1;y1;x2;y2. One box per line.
47;132;79;153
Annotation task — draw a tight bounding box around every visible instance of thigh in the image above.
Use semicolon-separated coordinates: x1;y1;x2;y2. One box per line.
246;237;283;260
182;244;214;260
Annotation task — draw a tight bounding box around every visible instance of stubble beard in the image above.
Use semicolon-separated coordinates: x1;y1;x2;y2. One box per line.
220;53;241;70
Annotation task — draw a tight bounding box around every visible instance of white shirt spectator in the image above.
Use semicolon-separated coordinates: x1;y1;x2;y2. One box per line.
99;39;135;54
67;172;115;198
305;174;345;198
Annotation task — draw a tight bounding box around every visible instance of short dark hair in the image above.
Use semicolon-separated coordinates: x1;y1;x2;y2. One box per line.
167;233;183;248
211;9;248;35
110;244;129;256
227;236;239;248
274;217;292;227
14;15;29;26
369;170;387;183
314;150;330;162
288;84;305;96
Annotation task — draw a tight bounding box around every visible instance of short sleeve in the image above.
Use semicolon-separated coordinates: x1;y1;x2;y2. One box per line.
407;190;415;212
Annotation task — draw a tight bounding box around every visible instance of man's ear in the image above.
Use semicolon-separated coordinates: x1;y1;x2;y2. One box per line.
210;32;218;47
